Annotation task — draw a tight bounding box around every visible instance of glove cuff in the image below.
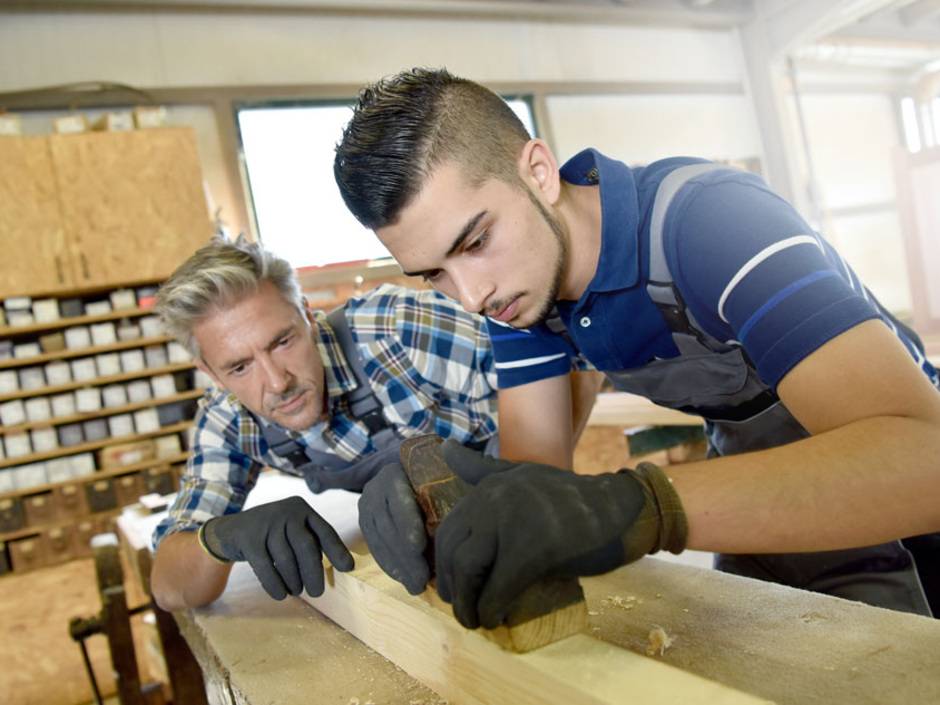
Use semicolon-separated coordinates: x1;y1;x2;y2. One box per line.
197;521;233;565
633;462;688;555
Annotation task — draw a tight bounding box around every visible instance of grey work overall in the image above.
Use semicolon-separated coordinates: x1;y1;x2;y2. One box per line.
595;164;934;616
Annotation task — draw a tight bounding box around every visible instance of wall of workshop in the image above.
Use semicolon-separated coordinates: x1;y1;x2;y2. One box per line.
0;9;913;315
784;60;913;315
0;9;761;241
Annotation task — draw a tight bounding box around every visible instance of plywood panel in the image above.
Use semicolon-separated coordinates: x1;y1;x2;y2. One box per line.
0;136;73;297
50;128;213;287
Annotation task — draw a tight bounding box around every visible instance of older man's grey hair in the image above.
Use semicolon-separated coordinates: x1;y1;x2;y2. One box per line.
156;237;304;357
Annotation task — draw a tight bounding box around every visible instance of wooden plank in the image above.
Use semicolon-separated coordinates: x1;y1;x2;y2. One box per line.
304;551;767;705
587;392;703;427
399;435;588;653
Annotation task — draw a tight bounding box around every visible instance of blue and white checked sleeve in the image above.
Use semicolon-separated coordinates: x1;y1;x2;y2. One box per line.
151;393;265;549
346;285;499;445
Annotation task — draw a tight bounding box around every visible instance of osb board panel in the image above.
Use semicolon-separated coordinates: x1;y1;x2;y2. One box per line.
49;128;214;287
0;556;158;705
0;136;73;297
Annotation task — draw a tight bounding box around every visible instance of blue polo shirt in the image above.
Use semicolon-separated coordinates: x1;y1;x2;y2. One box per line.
487;148;938;391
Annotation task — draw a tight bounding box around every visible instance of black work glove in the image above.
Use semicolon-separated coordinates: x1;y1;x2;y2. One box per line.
358;442;508;595
358;462;430;595
434;443;688;629
200;496;354;600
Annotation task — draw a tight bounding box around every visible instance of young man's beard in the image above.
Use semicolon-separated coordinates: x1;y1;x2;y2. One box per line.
525;188;568;328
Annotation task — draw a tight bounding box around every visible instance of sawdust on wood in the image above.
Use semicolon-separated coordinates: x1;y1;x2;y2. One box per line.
646;625;674;657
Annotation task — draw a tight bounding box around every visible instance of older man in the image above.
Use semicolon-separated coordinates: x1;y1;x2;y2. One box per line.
150;239;499;610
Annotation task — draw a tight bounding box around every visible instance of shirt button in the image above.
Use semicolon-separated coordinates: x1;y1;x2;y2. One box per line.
580;316;591;328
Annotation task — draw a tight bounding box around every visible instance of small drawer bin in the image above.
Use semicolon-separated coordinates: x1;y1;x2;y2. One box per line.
85;479;118;513
54;483;89;520
46;525;77;564
9;534;48;573
23;492;56;527
0;497;26;533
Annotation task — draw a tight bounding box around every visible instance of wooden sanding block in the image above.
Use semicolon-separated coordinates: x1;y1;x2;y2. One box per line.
399;434;588;652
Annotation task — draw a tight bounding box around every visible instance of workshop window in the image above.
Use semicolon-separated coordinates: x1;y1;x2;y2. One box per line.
236;98;536;269
899;95;940;154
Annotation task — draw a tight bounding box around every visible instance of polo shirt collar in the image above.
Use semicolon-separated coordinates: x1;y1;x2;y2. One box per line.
560;148;640;292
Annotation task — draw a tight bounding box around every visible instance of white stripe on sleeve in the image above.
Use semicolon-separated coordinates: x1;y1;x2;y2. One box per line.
717;235;824;323
494;353;567;370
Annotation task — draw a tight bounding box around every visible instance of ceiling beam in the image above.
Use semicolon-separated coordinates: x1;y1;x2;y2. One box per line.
899;0;940;25
753;0;897;58
0;0;752;27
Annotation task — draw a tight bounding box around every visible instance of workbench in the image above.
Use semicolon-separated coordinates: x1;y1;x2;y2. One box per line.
118;473;940;705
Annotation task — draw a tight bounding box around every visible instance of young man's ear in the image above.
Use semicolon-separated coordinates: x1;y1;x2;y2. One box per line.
518;138;561;206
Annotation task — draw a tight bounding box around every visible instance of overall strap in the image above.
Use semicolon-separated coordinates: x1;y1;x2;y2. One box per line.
325;306;390;435
646;162;729;351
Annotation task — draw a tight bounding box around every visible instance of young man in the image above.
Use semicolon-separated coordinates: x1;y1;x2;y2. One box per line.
149;239;499;610
334;67;940;629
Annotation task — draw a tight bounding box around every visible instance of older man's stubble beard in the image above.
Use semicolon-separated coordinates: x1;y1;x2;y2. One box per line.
264;383;318;418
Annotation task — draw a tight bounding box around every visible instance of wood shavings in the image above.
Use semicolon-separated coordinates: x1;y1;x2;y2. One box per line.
646;625;674;657
601;594;640;610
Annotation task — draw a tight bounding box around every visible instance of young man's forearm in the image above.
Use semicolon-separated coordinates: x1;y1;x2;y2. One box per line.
151;530;233;611
672;413;940;553
661;321;940;553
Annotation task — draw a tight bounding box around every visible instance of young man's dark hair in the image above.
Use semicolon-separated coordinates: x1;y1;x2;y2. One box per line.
334;67;531;229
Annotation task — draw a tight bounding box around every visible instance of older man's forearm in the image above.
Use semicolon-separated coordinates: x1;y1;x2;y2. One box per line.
151;530;233;610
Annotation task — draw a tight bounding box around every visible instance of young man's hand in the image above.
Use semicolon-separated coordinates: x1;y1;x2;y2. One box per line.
434;443;688;629
200;496;354;600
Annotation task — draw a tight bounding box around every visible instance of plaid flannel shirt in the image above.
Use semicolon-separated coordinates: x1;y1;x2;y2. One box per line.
152;284;498;547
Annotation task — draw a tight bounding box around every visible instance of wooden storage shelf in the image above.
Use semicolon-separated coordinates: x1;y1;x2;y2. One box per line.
0;128;213;574
0;508;125;544
0;451;189;513
0;361;195;403
0;388;204;436
0;334;175;370
0;306;156;339
0;420;193;470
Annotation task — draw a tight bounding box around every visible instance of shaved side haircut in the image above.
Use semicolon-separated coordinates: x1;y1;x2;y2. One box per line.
334;67;531;230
